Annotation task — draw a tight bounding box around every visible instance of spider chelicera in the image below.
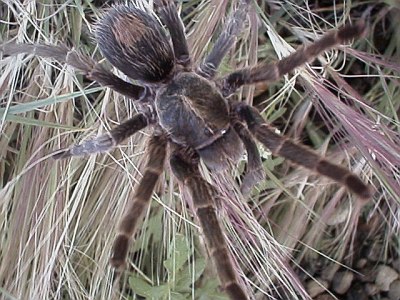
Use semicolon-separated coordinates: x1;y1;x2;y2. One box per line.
0;0;372;299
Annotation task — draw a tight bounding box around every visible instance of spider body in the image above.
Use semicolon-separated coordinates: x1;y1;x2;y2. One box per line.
0;1;372;299
98;6;243;170
156;72;243;169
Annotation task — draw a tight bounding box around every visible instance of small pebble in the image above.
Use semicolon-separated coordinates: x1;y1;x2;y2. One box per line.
314;294;336;300
321;263;340;282
375;265;399;291
306;279;329;298
364;283;379;296
389;280;400;300
332;271;354;294
356;258;367;269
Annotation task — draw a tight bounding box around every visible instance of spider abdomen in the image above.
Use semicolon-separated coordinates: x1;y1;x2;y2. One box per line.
156;72;243;169
96;6;174;83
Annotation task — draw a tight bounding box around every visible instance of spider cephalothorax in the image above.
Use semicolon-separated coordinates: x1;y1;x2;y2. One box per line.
156;72;244;170
0;1;372;299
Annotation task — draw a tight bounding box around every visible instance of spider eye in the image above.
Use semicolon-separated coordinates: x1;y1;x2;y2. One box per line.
96;6;174;83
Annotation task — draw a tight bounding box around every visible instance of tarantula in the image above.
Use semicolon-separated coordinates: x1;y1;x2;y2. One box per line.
1;0;372;299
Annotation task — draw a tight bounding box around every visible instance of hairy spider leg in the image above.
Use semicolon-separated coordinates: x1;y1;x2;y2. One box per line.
222;21;366;96
110;134;167;271
198;0;251;78
155;0;191;68
232;121;265;194
170;149;249;300
52;114;148;159
237;105;372;200
0;43;145;99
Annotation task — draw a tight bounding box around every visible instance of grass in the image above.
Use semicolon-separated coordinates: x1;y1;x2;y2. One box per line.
0;0;399;299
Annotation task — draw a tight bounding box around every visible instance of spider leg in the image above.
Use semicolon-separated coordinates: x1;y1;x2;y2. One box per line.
221;22;366;96
155;0;190;68
198;0;251;78
170;149;248;300
0;42;145;100
53;113;148;159
110;134;167;271
232;121;265;194
236;104;372;200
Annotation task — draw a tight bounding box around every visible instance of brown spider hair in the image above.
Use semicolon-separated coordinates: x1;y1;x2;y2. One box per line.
96;5;175;83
